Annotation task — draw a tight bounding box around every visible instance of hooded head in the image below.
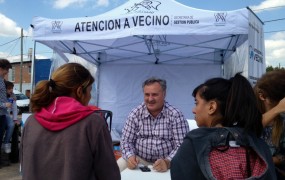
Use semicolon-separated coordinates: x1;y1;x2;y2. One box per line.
31;63;95;112
32;63;95;131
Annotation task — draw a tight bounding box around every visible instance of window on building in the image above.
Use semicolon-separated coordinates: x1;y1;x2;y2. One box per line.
8;66;15;82
28;66;31;74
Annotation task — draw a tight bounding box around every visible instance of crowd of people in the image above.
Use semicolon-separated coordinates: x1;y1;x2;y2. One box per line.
0;57;284;179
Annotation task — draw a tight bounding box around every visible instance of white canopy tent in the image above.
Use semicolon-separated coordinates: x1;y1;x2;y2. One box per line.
32;0;265;131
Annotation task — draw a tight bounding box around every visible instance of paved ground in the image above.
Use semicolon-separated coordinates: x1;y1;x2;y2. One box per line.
0;152;21;180
0;114;23;180
0;162;22;180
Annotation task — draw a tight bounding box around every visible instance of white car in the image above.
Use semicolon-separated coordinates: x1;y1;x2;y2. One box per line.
13;90;30;114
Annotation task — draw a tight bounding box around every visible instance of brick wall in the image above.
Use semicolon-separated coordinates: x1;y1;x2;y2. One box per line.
12;62;31;83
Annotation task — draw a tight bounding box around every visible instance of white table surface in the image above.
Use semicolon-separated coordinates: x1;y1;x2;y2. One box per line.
121;167;171;180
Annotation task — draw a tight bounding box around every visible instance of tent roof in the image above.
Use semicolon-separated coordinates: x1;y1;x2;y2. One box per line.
32;0;249;65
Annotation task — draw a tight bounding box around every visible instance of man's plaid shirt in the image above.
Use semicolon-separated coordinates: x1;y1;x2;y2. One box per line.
121;101;189;162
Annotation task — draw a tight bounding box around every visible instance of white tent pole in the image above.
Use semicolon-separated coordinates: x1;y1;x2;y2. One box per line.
95;64;100;106
30;41;36;95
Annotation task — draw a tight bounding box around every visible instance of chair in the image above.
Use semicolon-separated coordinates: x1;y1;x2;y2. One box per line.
94;110;113;132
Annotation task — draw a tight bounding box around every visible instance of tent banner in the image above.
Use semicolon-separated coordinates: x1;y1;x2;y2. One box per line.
247;11;265;85
33;0;249;40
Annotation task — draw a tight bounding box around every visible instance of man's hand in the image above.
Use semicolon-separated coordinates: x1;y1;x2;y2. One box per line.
127;155;139;169
153;159;170;172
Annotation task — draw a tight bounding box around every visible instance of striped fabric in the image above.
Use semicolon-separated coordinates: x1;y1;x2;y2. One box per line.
0;78;7;115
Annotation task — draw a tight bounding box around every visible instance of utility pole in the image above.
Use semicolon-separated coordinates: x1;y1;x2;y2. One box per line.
20;28;23;92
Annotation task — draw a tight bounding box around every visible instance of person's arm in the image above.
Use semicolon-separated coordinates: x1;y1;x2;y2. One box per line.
0;80;8;109
153;112;189;172
120;112;138;161
262;97;285;127
167;113;190;160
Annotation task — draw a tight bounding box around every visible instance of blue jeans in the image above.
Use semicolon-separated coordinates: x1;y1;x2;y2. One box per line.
3;113;15;144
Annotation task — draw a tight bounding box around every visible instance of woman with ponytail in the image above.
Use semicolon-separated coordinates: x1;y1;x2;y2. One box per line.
171;73;276;179
20;63;120;180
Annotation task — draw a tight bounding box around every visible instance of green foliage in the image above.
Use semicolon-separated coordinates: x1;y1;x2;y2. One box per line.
266;65;285;72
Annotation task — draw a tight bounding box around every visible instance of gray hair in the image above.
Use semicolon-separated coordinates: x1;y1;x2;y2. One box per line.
142;77;167;91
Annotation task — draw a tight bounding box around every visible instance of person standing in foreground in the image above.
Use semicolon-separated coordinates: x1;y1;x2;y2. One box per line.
3;80;19;154
0;59;12;168
20;63;120;180
118;77;189;172
171;73;276;179
254;69;285;179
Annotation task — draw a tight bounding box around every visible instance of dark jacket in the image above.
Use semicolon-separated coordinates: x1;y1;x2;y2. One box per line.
171;127;276;180
20;113;120;180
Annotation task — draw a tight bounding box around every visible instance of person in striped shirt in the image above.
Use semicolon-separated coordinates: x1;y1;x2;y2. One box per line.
0;59;12;168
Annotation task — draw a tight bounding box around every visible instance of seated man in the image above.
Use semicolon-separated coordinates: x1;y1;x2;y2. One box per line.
118;77;189;172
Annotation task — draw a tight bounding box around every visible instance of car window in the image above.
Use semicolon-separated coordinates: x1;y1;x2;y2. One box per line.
15;93;29;100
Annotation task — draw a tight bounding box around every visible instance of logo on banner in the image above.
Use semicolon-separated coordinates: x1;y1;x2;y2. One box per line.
214;12;227;26
249;45;263;63
51;21;63;33
125;0;161;14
